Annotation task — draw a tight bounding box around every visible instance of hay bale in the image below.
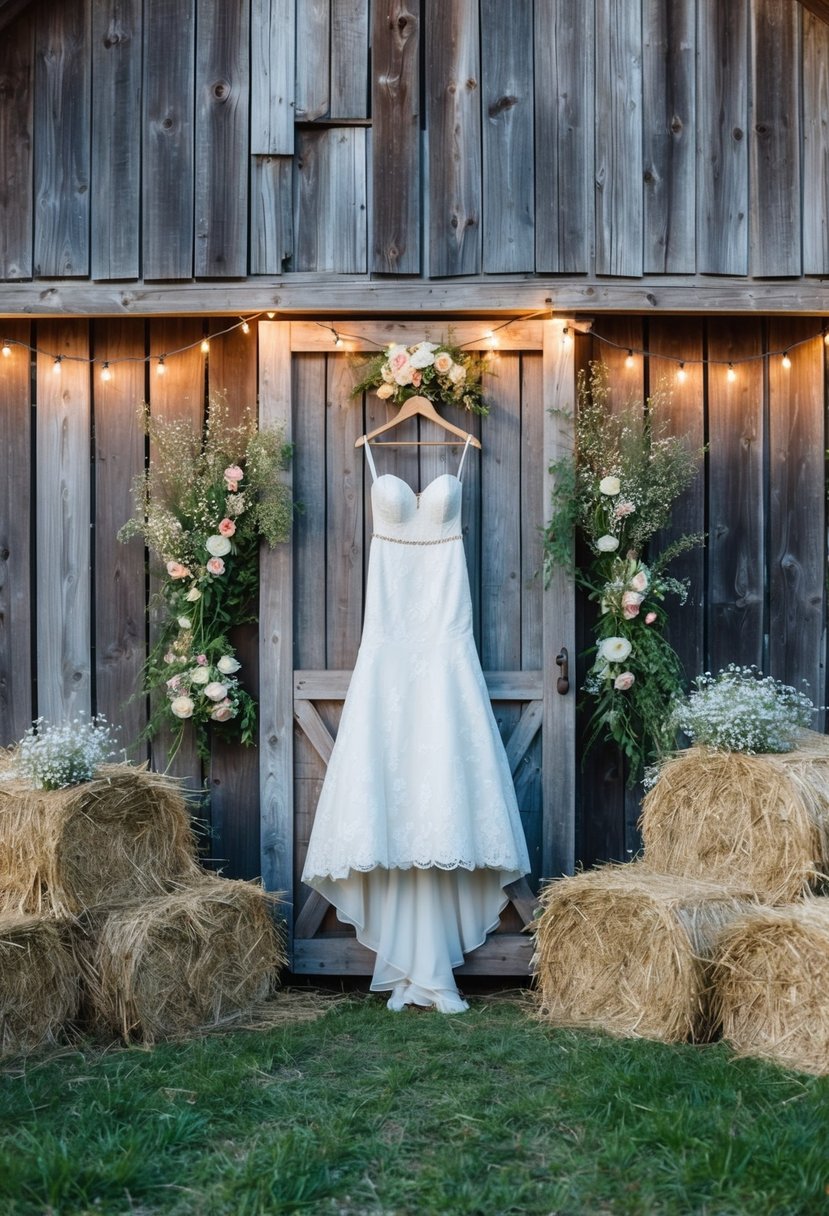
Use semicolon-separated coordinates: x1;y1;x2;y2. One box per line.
640;736;829;903
0;914;80;1055
715;899;829;1076
532;865;753;1043
0;763;201;917
80;877;286;1044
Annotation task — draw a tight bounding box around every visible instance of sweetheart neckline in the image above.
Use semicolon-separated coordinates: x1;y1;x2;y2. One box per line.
372;472;460;497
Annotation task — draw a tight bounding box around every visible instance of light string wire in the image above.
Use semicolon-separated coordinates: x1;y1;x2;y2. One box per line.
2;309;827;378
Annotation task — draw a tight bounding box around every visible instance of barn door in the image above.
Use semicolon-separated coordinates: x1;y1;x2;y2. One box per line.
258;320;576;973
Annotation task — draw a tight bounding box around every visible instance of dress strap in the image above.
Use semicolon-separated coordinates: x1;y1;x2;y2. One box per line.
364;441;378;483
456;434;474;482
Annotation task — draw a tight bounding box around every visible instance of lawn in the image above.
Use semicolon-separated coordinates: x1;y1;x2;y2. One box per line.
1;991;827;1216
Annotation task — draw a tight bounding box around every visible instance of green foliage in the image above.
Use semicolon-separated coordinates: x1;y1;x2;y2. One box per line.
543;364;705;782
118;394;293;762
351;337;490;415
1;999;828;1215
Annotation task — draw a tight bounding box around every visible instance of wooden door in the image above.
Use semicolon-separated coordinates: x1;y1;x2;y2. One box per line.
257;320;577;974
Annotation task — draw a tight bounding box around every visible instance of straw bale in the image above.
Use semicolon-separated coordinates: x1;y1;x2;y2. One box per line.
0;914;80;1055
715;898;829;1075
79;877;287;1044
0;763;200;917
640;735;829;903
532;865;754;1043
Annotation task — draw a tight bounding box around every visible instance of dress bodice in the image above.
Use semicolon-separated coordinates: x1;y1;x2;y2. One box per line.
371;472;463;541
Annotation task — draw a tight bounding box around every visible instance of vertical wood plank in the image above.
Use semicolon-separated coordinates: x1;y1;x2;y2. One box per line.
749;0;801;276
36;321;91;722
294;128;367;272
481;0;534;273
802;12;829;275
520;353;543;671
371;0;420;273
33;0;91;277
594;0;643;277
293;354;328;670
542;320;576;878
91;0;142;280
259;323;294;930
0;15;33;280
331;0;368;119
250;156;293;274
326;354;364;668
534;0;593;273
768;320;825;727
697;0;749;275
0;322;32;742
207;321;260;878
706;319;765;672
143;0;195;279
93;319;147;753
427;0;481;277
195;0;249;277
642;0;696;273
148;319;204;786
481;354;521;670
251;0;295;154
295;0;330;122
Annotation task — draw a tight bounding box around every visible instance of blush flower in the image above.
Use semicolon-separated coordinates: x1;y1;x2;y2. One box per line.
190;666;210;685
434;351;453;374
218;518;236;538
204;681;228;702
614;501;636;518
645;611;658;625
629;569;649;593
170;695;194;719
224;465;243;486
207;557;225;575
622;591;644;619
210;699;235;722
614;671;636;691
166;561;190;580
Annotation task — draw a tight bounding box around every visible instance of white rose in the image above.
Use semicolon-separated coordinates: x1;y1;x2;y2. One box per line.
380;364;395;383
599;476;621;496
596;535;619;552
206;534;231;557
210;700;235;722
393;362;415;386
376;382;394;399
386;343;407;360
433;351;453;374
204;681;228;702
598;636;633;664
190;667;210;685
170;695;194;719
177;616;192;630
185;586;202;602
448;363;466;384
409;344;436;369
629;569;649;593
217;655;241;675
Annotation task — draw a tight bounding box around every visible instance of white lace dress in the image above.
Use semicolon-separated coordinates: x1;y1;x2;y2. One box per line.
301;438;531;1012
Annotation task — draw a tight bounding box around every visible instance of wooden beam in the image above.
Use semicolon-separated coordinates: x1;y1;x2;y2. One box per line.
292;934;533;976
4;276;829;318
293;670;543;701
797;0;829;25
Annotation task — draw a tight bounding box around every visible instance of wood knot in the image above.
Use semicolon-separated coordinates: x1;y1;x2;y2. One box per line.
213;80;229;100
162;117;174;130
489;94;518;118
733;126;744;141
670;116;683;133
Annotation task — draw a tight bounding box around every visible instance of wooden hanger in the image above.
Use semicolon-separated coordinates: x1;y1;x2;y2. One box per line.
355;394;482;449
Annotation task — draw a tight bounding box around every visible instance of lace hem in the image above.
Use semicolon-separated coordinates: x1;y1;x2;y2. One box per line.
302;858;528;883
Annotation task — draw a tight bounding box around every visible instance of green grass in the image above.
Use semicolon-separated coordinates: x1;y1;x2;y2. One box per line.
1;993;828;1216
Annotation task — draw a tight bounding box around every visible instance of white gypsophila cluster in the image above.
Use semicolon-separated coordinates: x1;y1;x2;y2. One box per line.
670;665;818;754
10;716;118;790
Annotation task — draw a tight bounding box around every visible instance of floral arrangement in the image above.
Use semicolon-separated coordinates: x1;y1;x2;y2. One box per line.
1;716;117;789
668;665;818;755
119;395;293;761
351;339;489;415
543;363;704;782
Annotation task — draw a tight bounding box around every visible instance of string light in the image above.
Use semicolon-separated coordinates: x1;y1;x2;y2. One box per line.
200;338;210;354
726;363;737;382
100;362;112;382
52;356;62;374
333;331;343;347
625;349;634;369
824;330;829;346
1;341;10;358
781;351;792;370
156;356;166;376
266;311;276;319
241;319;250;335
676;362;687;383
486;330;499;348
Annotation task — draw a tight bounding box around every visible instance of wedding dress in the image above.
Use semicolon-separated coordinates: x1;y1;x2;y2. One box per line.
301;436;531;1012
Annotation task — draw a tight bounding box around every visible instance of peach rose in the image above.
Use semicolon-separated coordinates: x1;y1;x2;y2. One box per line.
210;699;235;722
224;464;243;485
434;351;453;374
166;561;190;580
622;591;643;619
218;518;236;538
170;695;194;719
614;671;635;691
645;611;657;625
376;383;394;400
207;557;225;575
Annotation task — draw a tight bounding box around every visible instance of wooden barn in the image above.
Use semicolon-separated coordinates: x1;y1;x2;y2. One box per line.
0;0;827;975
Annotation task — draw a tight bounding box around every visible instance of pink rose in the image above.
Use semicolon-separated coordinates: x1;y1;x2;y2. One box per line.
629;570;649;593
645;611;657;625
207;557;225;575
224;465;243;485
218;518;236;537
163;652;175;664
226;480;238;492
210;699;235;722
621;591;643;619
165;675;182;691
166;561;190;580
614;501;635;519
390;352;409;373
614;671;635;691
411;369;422;387
204;681;228;702
196;654;208;666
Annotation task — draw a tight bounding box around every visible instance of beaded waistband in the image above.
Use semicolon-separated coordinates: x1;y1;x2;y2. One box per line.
372;533;462;547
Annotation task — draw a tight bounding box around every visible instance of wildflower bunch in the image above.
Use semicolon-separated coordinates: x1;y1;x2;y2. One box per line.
119;394;293;760
669;665;819;754
4;716;117;789
543;363;705;782
351;339;489;415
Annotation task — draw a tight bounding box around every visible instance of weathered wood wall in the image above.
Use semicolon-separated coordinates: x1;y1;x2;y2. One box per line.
1;0;829;291
0;316;825;890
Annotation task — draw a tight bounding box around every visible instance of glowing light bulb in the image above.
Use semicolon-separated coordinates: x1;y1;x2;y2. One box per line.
53;356;62;374
241;320;250;335
824;330;829;346
266;311;276;319
676;362;687;383
156;357;166;376
486;330;498;349
625;350;634;369
781;352;792;370
200;338;210;354
101;362;112;382
333;332;343;348
726;363;737;382
1;341;10;358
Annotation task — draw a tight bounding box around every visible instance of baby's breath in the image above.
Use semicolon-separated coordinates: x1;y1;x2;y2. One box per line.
5;716;117;790
670;665;819;753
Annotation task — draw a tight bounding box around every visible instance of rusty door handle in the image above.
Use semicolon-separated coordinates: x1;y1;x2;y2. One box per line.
556;648;570;694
